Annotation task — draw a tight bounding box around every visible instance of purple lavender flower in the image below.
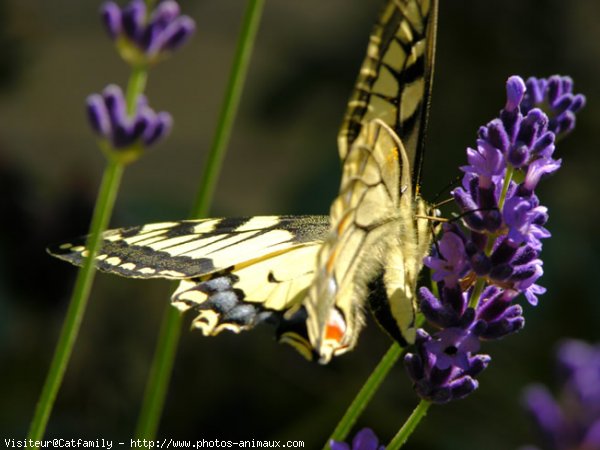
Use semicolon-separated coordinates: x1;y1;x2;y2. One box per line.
424;224;470;285
522;76;586;137
330;428;385;450
404;75;585;404
522;339;600;450
404;329;490;403
87;84;172;154
101;0;195;66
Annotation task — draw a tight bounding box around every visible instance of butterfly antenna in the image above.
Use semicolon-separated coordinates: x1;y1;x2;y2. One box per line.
447;206;500;225
430;174;462;205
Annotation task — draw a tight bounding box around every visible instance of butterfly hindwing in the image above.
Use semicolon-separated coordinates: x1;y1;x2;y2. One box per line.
171;240;322;335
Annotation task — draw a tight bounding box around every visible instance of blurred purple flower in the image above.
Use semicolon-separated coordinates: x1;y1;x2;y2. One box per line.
330;428;385;450
101;0;195;65
87;84;172;151
522;339;600;450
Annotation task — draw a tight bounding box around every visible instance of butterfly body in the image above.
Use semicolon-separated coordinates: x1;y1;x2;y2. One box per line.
49;0;437;363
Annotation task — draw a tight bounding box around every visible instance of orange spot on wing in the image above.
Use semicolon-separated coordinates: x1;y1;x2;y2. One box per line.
325;321;344;343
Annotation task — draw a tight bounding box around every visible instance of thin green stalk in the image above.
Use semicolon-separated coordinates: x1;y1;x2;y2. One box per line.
126;66;148;113
498;165;514;211
190;0;265;218
387;400;431;450
28;59;148;444
468;277;486;309
134;304;183;438
324;343;403;449
468;165;515;309
27;158;124;443
133;0;266;439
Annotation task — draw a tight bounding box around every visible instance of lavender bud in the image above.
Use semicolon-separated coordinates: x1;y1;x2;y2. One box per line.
122;0;146;41
101;2;122;39
86;94;111;136
505;75;526;112
161;16;196;51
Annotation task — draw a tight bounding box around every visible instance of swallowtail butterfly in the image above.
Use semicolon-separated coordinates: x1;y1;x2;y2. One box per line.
50;0;438;363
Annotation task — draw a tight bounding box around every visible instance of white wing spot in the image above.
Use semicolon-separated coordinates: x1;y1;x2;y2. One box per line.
191;219;221;233
235;216;280;232
105;256;122;266
141;222;179;232
171;301;191;312
159;269;185;277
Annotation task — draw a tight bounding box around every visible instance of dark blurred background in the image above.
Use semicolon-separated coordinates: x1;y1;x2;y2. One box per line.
1;0;598;448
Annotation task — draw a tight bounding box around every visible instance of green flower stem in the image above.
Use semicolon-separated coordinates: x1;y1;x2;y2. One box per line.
324;316;426;448
324;343;403;449
27;158;124;444
126;66;148;114
468;277;486;309
134;304;183;439
387;399;431;450
190;0;265;218
498;166;514;211
467;165;515;310
133;0;266;440
28;57;148;444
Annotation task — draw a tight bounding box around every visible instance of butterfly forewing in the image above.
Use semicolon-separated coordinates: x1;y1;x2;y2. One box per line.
49;216;328;279
338;0;437;189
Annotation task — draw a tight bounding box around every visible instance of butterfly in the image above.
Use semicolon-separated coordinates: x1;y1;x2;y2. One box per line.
49;0;438;364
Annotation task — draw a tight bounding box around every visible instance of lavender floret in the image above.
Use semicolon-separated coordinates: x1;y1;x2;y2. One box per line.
330;428;385;450
86;84;172;153
100;0;195;66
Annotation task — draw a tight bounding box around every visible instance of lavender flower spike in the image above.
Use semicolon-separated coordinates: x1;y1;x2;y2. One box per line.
404;75;585;404
86;84;172;161
100;0;195;66
330;428;385;450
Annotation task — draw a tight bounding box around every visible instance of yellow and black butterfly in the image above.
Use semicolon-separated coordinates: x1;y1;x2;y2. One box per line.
49;0;438;364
